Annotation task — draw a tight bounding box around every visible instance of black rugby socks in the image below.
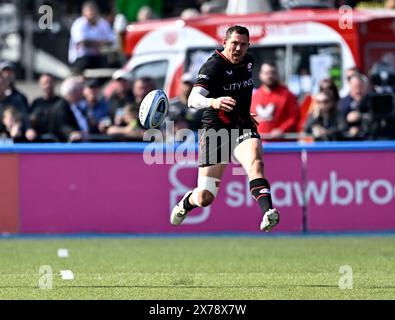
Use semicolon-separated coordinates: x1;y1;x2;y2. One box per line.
183;192;198;211
249;178;273;214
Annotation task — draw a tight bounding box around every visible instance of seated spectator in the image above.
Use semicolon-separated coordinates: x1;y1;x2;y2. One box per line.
180;8;200;19
108;70;135;123
112;76;155;129
0;61;29;110
30;73;61;140
304;92;340;141
385;0;395;9
338;73;370;140
364;66;395;140
81;78;110;134
69;1;116;74
165;73;199;142
201;0;227;13
132;76;156;106
0;106;27;142
251;62;299;140
319;78;340;102
345;66;361;85
366;93;395;140
168;73;202;131
0;75;35;141
137;6;157;21
105;103;144;141
49;76;89;142
297;78;340;132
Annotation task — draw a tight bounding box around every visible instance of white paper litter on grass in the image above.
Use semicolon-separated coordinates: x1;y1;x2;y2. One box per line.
60;270;74;280
57;249;69;258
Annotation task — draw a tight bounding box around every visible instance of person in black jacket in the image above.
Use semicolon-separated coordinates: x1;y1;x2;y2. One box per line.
49;76;89;142
30;73;61;140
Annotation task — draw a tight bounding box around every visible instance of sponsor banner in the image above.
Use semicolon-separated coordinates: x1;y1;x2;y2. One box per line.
0;154;19;233
17;150;395;233
306;152;395;231
19;153;302;233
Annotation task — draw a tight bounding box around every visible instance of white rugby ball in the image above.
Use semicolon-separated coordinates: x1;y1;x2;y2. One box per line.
139;89;169;129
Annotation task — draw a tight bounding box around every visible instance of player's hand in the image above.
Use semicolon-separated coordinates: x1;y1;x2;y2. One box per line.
212;96;235;112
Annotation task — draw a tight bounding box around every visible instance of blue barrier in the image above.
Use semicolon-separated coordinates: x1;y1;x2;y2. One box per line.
0;141;395;153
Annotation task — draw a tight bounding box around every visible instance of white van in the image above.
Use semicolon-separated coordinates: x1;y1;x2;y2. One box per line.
120;8;395;99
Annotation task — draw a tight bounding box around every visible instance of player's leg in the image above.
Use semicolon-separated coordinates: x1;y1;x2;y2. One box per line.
189;164;227;207
233;136;280;231
170;164;226;225
171;126;230;225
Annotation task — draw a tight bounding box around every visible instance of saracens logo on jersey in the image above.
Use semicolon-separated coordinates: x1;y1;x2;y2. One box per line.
223;77;253;91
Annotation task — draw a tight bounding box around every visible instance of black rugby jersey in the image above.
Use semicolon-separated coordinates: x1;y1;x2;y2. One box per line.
194;50;255;128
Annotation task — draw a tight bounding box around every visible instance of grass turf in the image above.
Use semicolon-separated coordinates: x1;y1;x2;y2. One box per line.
0;235;394;299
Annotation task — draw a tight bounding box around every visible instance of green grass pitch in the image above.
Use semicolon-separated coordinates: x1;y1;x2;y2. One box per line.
1;235;395;299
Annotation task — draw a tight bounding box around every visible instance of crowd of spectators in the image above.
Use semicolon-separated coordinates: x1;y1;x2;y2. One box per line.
0;63;153;143
1;59;393;143
250;63;395;142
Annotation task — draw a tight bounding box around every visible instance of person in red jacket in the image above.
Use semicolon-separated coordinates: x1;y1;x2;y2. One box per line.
251;62;299;140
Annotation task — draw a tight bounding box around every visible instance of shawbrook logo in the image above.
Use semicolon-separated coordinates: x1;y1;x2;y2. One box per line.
169;164;394;225
225;171;395;207
275;171;394;206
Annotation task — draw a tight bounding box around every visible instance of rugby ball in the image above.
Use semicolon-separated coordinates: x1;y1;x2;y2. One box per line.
139;89;169;129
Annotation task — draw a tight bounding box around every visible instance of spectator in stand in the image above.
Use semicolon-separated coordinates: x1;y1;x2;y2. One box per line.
180;8;200;19
165;73;200;142
137;5;157;21
201;0;227;13
338;73;370;140
0;106;27;142
30;73;61;141
168;73;202;131
108;69;135;124
111;75;156;126
0;75;35;142
132;76;156;106
105;103;144;141
0;61;29;111
69;1;116;74
364;64;395;140
115;0;163;22
385;0;395;9
81;78;110;135
345;66;361;85
297;78;340;132
251;62;299;140
319;78;340;103
49;76;89;142
304;92;340;141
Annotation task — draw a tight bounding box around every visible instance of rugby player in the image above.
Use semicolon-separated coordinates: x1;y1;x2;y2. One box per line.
170;25;280;232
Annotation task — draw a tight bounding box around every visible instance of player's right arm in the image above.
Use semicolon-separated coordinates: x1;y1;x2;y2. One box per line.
188;87;235;112
188;60;235;112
